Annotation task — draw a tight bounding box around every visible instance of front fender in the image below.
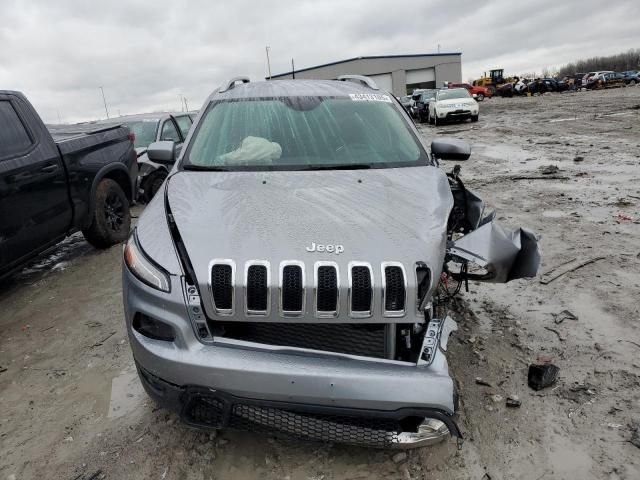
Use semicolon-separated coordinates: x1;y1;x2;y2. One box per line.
447;221;541;283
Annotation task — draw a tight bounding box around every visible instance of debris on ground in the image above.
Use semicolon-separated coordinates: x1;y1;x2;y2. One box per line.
554;309;578;324
540;256;606;284
630;423;640;449
475;377;493;387
543;326;567;341
528;364;560;391
573;155;584;162
540;165;560;175
392;452;408;463
506;395;521;408
614;212;634;222
615;197;635;206
490;394;504;403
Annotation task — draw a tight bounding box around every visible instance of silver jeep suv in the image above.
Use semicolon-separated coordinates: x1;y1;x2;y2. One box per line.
123;75;540;448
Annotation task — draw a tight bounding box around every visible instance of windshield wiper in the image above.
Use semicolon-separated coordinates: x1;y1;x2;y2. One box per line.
182;164;230;171
303;164;372;171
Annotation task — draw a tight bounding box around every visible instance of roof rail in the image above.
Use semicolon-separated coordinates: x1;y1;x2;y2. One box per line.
337;75;379;90
219;76;250;93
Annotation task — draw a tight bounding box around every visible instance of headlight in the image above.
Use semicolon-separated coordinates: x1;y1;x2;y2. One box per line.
124;231;171;292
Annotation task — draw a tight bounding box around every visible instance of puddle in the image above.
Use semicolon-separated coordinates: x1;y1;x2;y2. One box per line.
542;210;565;218
18;232;93;278
108;365;146;419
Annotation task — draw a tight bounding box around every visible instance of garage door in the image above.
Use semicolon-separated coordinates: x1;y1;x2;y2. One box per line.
406;68;435;85
367;73;393;92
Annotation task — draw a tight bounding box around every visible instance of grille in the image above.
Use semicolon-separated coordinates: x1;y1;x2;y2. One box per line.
351;266;373;313
282;265;303;312
221;322;387;358
229;404;401;448
316;266;338;313
184;396;225;427
246;265;268;312
384;266;406;312
211;264;233;311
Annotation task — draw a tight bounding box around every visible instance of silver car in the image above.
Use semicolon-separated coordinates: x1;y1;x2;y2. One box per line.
123;75;540;448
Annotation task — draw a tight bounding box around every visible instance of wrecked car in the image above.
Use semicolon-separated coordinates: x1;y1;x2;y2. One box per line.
122;75;540;448
99;112;195;202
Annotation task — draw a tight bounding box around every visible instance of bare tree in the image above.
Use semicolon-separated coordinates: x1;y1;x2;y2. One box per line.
558;48;640;76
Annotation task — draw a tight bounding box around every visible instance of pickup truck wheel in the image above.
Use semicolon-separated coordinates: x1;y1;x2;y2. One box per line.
630;79;637;86
83;178;131;248
476;93;485;101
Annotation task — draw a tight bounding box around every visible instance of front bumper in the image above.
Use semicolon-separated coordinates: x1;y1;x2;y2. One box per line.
124;268;461;447
437;108;478;119
137;363;458;448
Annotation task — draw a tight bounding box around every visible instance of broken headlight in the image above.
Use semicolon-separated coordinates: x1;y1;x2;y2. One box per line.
124;231;171;292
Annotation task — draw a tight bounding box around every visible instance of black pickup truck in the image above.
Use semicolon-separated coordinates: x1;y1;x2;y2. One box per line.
0;90;137;278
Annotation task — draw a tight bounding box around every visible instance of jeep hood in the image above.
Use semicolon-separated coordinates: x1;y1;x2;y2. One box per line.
166;166;453;322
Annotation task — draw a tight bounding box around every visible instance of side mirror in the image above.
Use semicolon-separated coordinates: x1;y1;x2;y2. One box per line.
147;141;176;164
431;138;471;161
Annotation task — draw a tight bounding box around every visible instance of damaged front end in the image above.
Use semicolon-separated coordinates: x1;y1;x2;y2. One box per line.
444;161;541;285
127;142;541;450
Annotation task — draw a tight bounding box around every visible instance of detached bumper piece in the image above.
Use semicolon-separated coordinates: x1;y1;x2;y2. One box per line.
182;388;459;449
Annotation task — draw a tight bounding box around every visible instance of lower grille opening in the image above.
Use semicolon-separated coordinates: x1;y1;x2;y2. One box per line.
183;391;432;448
229;404;405;447
217;322;387;358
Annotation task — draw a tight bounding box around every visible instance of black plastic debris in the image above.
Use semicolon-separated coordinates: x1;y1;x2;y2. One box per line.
506;395;522;408
528;364;560;390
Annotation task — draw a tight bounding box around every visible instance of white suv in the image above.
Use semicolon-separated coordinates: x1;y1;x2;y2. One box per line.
428;88;479;125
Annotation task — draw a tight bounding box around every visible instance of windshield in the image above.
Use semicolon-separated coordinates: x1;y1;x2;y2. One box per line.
123;120;159;148
420;91;436;101
184;96;427;170
437;89;471;101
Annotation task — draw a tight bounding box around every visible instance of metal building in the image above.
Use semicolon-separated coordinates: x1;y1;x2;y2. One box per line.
269;53;462;97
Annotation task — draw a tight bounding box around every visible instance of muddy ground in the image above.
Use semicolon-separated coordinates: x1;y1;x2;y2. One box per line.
1;87;640;480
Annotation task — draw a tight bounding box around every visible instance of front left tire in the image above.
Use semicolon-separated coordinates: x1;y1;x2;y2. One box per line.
83;178;131;248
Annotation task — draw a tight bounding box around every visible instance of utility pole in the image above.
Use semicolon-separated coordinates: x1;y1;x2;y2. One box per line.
265;46;272;79
291;58;296;79
99;86;109;119
178;94;184;112
183;97;189;112
437;44;441;53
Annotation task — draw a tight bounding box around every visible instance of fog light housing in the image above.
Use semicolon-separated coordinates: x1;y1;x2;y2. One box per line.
396;419;449;447
133;313;175;341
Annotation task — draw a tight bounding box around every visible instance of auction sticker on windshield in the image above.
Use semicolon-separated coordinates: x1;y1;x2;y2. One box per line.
349;93;393;103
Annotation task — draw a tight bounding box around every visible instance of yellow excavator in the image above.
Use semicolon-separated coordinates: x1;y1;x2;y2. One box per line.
473;69;510;96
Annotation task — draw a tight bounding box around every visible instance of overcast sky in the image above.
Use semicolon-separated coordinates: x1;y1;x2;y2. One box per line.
1;0;638;123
